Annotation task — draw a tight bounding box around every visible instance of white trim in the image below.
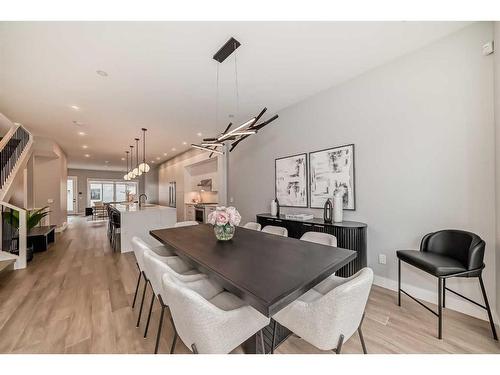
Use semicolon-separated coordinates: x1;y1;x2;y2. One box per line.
373;275;499;326
55;222;67;233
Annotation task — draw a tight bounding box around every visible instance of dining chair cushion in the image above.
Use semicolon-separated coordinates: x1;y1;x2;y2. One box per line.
243;222;261;231
163;273;270;354
300;232;337;247
396;250;466;277
151;244;176;257
143;250;214;300
273;268;373;351
261;225;288;237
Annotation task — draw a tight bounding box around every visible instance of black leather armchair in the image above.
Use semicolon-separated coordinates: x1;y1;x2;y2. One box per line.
396;230;497;340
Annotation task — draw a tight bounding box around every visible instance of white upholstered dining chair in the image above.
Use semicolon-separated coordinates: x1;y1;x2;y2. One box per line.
243;222;262;231
162;273;270;354
261;225;288;237
174;221;199;227
300;232;337;247
272;268;373;354
142;250;217;353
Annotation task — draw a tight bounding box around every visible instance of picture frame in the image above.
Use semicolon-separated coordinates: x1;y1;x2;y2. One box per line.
309;144;356;210
275;153;308;208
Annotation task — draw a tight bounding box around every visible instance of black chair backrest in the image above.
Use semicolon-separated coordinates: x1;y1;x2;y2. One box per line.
111;211;120;226
420;230;485;271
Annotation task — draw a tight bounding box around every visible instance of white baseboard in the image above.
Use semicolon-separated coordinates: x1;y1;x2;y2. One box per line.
373;274;499;327
55;222;67;233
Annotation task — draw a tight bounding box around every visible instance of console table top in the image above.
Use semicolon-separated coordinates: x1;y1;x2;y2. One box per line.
257;213;367;228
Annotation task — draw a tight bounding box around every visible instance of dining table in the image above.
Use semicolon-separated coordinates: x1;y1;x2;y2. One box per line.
150;223;357;353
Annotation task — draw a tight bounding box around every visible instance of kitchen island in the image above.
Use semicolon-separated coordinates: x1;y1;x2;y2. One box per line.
109;203;177;253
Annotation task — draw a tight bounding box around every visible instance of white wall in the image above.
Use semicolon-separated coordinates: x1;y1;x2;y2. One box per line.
494;22;500;320
230;22;496;320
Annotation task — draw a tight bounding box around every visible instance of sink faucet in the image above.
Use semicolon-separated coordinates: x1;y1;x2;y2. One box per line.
139;194;148;208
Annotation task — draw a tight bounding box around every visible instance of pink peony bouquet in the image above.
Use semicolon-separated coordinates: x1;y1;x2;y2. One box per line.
207;206;241;227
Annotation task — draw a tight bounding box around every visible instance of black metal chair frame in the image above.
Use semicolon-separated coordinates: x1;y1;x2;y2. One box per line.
398;260;498;340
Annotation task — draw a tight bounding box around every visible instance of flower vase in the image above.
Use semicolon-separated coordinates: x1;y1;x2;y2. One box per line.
214;224;235;241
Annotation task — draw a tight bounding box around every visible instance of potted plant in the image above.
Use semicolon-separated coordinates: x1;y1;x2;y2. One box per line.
207;206;241;241
3;206;51;261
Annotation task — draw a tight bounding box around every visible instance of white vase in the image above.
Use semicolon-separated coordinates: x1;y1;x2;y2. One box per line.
271;199;277;216
333;195;343;223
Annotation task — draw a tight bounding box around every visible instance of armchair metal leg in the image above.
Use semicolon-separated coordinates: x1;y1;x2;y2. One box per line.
271;319;278;354
334;334;344;354
136;276;148;328
478;275;498;341
144;293;155;338
398;259;401;306
358;312;367;354
438;277;443;339
170;331;178;354
191;344;199;354
154;303;165;354
131;267;142;308
259;329;265;354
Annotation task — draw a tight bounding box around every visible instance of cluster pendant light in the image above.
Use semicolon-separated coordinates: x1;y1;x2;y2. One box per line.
139;128;150;173
123;128;151;181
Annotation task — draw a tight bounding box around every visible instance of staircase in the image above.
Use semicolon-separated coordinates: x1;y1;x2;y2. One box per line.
0;122;32;271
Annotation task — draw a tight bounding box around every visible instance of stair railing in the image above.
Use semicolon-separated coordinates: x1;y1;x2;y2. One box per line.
0;124;32;191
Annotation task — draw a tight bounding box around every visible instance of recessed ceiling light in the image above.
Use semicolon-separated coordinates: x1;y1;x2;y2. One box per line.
73;120;84;126
78;131;86;136
156;157;160;160
13;122;22;126
70;105;80;110
172;147;176;151
163;152;168;156
105;161;109;163
197;132;202;137
121;157;125;161
182;141;187;145
151;160;155;163
82;145;88;149
84;154;90;158
96;70;108;77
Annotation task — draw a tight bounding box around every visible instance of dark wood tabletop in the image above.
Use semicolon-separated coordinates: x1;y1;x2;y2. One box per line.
150;224;357;317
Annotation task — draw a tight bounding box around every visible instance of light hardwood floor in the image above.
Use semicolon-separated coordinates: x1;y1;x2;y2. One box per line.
0;216;499;354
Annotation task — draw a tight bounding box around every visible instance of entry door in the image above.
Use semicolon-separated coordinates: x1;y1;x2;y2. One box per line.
67;176;78;214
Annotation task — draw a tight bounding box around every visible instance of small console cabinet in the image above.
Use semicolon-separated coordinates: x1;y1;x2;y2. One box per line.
256;213;367;277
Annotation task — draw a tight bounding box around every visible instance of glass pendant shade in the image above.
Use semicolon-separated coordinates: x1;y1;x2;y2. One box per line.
139;162;150;173
133;167;139;176
123;174;128;181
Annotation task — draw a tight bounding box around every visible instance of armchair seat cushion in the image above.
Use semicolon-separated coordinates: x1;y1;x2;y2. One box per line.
397;250;466;276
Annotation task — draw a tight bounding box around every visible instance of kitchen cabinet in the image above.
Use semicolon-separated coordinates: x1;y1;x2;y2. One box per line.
185;204;195;221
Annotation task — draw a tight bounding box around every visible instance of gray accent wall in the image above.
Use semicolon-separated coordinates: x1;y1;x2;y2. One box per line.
230;22;497;320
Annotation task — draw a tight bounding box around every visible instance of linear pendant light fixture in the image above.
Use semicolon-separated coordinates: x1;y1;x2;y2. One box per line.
191;37;279;156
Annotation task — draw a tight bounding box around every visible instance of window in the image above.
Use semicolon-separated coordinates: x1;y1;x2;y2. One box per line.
88;179;138;206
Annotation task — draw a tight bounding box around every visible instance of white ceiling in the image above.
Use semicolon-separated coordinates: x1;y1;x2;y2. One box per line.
0;21;470;171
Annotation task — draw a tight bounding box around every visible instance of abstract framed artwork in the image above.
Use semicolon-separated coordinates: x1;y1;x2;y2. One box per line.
309;144;356;210
275;153;308;208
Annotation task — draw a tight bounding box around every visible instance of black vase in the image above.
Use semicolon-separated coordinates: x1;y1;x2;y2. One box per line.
275;198;280;218
323;198;333;223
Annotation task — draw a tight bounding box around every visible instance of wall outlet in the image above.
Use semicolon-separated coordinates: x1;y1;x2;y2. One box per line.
482;41;494;56
229;197;234;203
47;198;54;204
378;254;387;265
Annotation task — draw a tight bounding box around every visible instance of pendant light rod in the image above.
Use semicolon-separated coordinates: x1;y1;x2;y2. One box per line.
134;138;141;176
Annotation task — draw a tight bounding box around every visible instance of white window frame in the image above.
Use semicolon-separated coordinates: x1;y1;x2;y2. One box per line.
87;178;139;206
